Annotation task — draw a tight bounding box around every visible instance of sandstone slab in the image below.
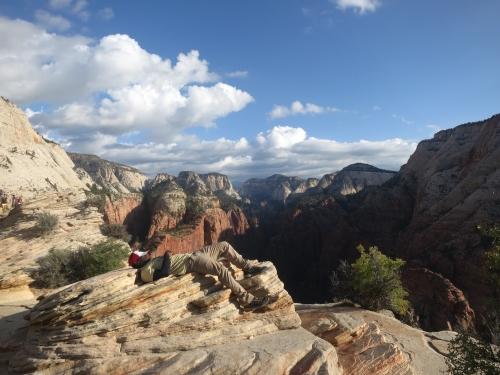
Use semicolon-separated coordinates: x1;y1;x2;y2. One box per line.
10;262;341;374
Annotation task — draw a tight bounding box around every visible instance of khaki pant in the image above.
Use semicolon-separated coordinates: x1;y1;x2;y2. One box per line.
187;241;254;305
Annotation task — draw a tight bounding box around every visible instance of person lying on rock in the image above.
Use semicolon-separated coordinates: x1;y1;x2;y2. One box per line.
128;240;270;310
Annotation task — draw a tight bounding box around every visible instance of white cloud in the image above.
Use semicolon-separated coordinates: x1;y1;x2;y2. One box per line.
66;125;416;180
226;70;248;78
97;7;114;20
335;0;380;14
269;100;339;119
0;17;253;142
34;10;71;31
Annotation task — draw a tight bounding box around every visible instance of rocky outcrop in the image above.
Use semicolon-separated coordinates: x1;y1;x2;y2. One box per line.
69;152;147;194
10;262;341;374
0;97;87;199
150;208;250;254
244;114;499;333
297;303;454;375
403;268;475;332
145;177;187;238
144;171;247;242
325;163;396;196
200;172;240;198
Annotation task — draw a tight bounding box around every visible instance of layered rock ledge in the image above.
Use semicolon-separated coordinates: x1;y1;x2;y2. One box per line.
10;262;340;374
297;303;454;375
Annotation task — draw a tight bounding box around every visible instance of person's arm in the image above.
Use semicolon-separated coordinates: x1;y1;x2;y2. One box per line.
152;253;171;281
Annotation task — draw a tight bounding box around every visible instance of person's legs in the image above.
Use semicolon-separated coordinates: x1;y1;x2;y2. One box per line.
187;252;254;305
199;241;252;270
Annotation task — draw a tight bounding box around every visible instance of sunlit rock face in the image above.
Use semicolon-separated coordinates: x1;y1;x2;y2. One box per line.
69;153;147;194
10;262;341;374
0;97;87;199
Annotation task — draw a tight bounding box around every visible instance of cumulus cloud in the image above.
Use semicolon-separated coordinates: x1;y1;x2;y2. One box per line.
269;100;339;119
334;0;380;14
34;10;71;31
65;125;416;180
0;17;253;142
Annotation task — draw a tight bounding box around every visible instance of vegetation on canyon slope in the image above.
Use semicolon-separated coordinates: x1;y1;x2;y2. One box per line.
330;244;410;316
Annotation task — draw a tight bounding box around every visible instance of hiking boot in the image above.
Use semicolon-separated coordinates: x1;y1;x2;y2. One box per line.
241;295;270;311
244;265;267;277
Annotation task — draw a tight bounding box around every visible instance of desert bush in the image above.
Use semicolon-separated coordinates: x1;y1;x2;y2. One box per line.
330;244;410;316
35;212;59;234
100;223;131;242
68;240;130;281
32;248;73;288
32;240;129;288
446;330;500;375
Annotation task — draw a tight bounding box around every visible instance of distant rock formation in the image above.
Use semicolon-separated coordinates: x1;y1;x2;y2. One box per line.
143;171;244;238
200;172;240;198
239;174;308;203
149;207;250;255
69;152;147;194
288;163;397;204
239;163;396;205
0;97;87;199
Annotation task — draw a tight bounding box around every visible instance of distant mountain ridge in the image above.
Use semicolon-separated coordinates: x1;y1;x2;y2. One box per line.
239;163;397;204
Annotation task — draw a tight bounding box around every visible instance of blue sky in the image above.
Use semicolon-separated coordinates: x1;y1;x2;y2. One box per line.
1;0;499;180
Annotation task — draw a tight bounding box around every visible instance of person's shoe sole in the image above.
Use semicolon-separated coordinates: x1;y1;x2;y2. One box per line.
241;295;277;312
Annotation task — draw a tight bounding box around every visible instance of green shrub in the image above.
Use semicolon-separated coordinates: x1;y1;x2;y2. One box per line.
35;212;59;234
330;245;410;316
32;240;129;288
100;223;131;242
68;240;130;281
446;331;500;375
